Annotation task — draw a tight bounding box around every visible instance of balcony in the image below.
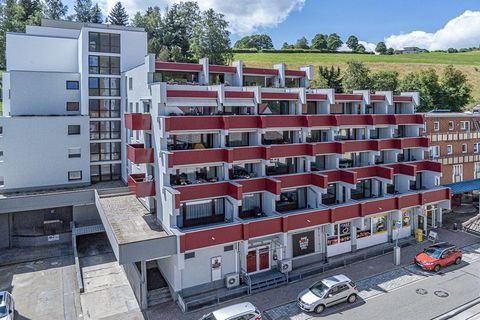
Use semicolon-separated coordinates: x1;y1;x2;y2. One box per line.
127;144;154;164
128;174;155;197
174;182;242;205
125;113;151;130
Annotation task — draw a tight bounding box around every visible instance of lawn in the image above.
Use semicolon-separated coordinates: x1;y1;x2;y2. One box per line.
234;51;480;108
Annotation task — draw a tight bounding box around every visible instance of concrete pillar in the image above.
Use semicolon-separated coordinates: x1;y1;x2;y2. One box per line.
351;221;357;252
140;260;148;310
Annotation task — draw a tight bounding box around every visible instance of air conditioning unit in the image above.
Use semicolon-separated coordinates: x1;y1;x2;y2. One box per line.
225;273;240;288
278;259;292;273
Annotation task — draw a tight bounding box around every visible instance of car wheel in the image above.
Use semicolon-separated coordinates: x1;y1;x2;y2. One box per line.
434;264;441;272
314;304;325;314
455;257;462;265
348;294;358;303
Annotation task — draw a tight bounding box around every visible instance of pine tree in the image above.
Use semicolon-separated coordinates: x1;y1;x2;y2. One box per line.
43;0;68;20
74;0;93;22
90;3;103;23
108;2;128;26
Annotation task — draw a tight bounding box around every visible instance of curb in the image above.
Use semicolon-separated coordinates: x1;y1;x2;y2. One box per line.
431;297;480;320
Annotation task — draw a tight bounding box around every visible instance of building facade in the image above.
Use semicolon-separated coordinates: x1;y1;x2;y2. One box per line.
0;20;451;312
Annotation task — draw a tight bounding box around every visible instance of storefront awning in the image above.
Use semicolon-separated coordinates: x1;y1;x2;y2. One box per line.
444;179;480;195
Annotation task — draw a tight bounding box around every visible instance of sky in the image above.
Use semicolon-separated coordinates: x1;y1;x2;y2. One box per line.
63;0;480;51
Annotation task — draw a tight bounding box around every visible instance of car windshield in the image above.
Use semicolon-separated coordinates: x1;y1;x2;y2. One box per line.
424;247;442;259
0;305;7;317
310;281;329;297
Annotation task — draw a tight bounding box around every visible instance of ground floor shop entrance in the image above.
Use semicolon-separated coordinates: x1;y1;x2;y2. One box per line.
246;245;270;274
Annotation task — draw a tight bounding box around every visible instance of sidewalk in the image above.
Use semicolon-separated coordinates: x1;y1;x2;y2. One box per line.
145;228;480;320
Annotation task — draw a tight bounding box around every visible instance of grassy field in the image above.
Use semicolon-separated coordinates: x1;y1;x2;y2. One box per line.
234;51;480;107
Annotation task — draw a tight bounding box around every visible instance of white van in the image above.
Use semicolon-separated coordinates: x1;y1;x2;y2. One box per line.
0;291;14;320
200;302;262;320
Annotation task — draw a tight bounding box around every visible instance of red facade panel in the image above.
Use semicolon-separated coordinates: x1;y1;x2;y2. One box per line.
127;144;154;164
245;218;283;239
167;90;217;98
312;142;343;155
155;61;202;72
395;114;424;125
323;170;357;185
230;146;268;162
286;208;331;230
165;116;224;131
269;144;313;158
335;94;363;101
305;115;337;127
276;173;327;190
285;70;306;77
238;178;281;195
168;149;228;167
180;224;244;252
362;198;397;216
386;163;417;177
224;91;255;99
412;160;442;173
393;95;413;103
343;140;379;153
336;115;374;126
422;188;450;204
128;174;156;198
402;137;429;148
261;92;298;100
372;114;397;125
331;204;361;221
224;116;260;130
175;182;242;202
306;93;328;101
260;115;306;128
209;65;237;73
243;67;278;76
352;166;393;181
378;139;403;150
371;95;386;101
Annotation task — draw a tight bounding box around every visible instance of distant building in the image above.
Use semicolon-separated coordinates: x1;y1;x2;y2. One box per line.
397;47;428;54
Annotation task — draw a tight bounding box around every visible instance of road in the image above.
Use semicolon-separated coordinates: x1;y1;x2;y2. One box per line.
265;243;480;320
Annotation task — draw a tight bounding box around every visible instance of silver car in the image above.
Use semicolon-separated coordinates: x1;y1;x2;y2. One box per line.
297;274;358;314
200;302;262;320
0;291;14;320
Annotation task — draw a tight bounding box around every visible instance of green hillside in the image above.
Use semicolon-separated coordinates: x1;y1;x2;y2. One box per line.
234;51;480;108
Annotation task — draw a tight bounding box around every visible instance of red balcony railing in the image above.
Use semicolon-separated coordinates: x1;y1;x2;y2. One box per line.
128;174;155;197
237;178;281;195
411;160;442;173
402;137;429;148
125;113;151;130
350;166;393;181
175;182;242;205
385;163;416;177
276;173;328;189
168;149;228;168
127;144;154;164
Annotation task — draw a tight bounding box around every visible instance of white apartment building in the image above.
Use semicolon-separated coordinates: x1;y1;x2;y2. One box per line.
0;19;451;313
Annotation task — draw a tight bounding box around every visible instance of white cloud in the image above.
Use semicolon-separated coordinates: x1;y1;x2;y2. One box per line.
385;10;480;50
337;40;376;53
98;0;305;35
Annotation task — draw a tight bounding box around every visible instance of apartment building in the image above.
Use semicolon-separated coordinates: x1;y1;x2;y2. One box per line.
425;112;480;199
0;19;451;312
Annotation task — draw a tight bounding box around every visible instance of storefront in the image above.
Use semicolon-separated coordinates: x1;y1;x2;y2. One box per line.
393;208;413;239
327;222;352;257
418;204;439;235
356;214;388;250
246;236;284;274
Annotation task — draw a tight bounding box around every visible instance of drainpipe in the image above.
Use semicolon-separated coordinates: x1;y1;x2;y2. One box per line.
141;260;148;310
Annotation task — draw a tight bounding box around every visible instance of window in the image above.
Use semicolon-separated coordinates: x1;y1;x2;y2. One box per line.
453;164;463;182
68;170;82;181
66;102;80;112
475;143;480;154
260;100;290;115
433;121;439;131
89;99;120;118
226;132;250;147
0;126;3;135
68;125;81;135
461;121;470;131
89;32;120;53
184;252;195;259
90;163;121;182
0;151;3;161
90;142;121;161
88;55;120;75
372;215;387;234
430;146;440;158
89;121;121;140
68;147;81;158
447;145;453;155
89;77;120;96
129;77;133;90
475;163;480;180
224;245;234;252
448;121;455;130
0;176;4;187
66;81;79;90
462;144;468;153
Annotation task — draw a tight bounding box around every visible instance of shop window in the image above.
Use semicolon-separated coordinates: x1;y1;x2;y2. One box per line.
292;231;315;257
328;223;351;245
356;218;371;239
372;215;387;234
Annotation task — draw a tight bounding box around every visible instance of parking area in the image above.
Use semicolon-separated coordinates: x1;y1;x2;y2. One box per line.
0;251;81;320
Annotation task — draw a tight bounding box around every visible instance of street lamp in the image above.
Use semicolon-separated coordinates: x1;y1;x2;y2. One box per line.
393;220;402;265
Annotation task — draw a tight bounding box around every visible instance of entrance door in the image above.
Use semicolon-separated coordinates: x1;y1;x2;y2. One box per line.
418;215;425;235
246;250;257;273
258;248;270;271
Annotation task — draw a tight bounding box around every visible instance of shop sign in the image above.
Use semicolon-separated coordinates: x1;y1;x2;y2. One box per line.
47;235;59;242
292;231;315;257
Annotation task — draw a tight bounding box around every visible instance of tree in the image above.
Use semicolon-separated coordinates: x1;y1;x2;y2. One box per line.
342;61;371;92
371;70;399;92
386;47;394;55
311;33;327;50
356;44;366;53
326;33;342;51
281;42;295;50
108;1;128;26
162;1;201;62
73;0;92;22
295;36;309;49
90;3;103;23
375;41;387;55
43;0;68;20
399;68;442;112
132;7;163;57
19;0;42;24
189;8;232;65
0;0;25;67
234;34;273;50
439;65;472;111
346;35;359;51
317;65;343;92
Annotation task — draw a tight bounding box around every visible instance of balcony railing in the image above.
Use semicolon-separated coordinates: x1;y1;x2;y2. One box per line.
125;113;151;130
127;144;154;164
128;174;155;197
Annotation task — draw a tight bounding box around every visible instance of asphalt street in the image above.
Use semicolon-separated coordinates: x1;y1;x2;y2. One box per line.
264;248;480;320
